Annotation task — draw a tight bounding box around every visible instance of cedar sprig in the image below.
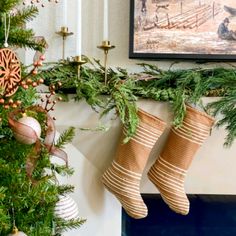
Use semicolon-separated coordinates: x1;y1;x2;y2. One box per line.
207;90;236;147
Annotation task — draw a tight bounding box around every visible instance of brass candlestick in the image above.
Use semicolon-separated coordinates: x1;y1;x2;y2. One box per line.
56;26;74;60
97;40;115;85
74;56;87;80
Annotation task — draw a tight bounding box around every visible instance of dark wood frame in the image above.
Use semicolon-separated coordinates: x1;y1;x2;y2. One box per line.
129;0;236;61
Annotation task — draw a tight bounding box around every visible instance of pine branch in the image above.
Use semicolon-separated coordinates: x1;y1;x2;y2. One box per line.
8;28;44;51
11;6;39;27
0;0;21;12
57;185;75;195
55;127;75;149
0;187;10;233
52;164;74;177
55;218;86;235
0;3;43;51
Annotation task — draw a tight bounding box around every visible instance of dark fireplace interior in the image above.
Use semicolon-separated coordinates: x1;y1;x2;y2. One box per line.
122;194;236;236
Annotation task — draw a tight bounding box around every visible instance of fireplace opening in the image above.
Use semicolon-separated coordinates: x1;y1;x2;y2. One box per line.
122;194;236;236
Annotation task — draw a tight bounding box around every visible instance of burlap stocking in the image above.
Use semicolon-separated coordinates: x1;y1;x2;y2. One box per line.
102;109;166;219
148;105;214;215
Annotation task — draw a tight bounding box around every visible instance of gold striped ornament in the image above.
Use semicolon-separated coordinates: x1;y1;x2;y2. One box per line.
55;195;79;221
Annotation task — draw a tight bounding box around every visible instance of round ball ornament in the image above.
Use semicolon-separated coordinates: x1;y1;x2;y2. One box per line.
55;195;79;221
0;48;21;97
8;227;27;236
13;116;41;145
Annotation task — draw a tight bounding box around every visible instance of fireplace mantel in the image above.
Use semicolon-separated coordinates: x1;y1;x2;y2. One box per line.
50;98;236;236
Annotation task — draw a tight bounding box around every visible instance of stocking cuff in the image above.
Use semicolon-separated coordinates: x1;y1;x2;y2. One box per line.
138;108;166;134
185;105;215;128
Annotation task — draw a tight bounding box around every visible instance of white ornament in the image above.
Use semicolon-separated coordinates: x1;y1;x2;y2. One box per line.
8;232;27;236
55;195;79;221
8;227;27;236
14;116;41;145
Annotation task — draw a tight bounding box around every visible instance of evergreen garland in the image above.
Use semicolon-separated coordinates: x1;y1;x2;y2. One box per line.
39;59;139;142
41;60;236;147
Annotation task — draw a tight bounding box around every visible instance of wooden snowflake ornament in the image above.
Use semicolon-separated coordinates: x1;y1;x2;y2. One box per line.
0;48;21;97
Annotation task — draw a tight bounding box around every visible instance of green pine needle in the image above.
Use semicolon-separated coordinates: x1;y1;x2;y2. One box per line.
55;127;75;149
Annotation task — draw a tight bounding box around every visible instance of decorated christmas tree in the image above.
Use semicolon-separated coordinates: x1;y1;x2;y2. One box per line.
0;1;85;235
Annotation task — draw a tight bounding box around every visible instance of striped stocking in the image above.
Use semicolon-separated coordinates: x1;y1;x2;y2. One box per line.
102;109;166;219
148;105;214;215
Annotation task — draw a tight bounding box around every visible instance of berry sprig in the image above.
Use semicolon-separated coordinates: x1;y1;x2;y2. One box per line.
23;0;59;7
40;83;63;120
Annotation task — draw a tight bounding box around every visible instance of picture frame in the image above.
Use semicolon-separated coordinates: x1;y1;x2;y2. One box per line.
129;0;236;61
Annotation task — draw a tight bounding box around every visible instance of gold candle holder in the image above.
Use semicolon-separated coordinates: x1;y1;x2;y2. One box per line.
97;40;115;85
73;56;87;80
56;26;74;60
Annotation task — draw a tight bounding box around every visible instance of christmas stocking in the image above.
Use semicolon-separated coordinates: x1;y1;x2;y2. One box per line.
102;109;166;219
148;105;214;215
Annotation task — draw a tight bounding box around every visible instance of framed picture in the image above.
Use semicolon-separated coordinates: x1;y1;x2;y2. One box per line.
129;0;236;61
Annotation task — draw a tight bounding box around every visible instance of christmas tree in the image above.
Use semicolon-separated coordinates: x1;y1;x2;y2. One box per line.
0;1;85;235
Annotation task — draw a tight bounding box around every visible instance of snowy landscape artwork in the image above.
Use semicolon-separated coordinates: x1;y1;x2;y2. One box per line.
129;0;236;60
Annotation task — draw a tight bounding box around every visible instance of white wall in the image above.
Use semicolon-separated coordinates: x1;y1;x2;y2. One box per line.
22;0;236;69
20;1;236;235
